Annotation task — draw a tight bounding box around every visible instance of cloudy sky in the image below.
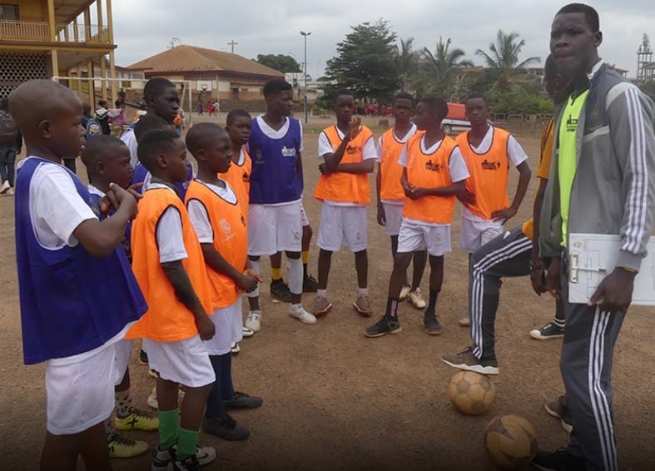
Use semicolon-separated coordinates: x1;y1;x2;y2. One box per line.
112;0;655;77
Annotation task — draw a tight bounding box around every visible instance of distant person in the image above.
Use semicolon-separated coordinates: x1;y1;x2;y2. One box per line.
208;101;215;117
312;89;376;317
198;100;204;115
214;100;220;116
0;96;21;195
95;100;111;135
118;88;126;109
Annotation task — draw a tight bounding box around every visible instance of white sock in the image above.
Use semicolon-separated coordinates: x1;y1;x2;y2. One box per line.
358;287;368;296
247;259;260;298
317;289;327;298
287;257;303;295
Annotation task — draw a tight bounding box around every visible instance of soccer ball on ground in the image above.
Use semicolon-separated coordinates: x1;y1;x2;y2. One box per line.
484;415;538;470
447;370;496;415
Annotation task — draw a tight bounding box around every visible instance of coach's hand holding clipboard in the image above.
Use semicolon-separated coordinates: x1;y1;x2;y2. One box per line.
587;267;636;314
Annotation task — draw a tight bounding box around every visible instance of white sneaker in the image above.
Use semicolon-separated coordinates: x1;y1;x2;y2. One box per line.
230;342;241;354
399;285;411;301
0;181;9;194
289;305;317;324
242;326;254;337
245;310;262;332
6;187;14;196
407;289;427;309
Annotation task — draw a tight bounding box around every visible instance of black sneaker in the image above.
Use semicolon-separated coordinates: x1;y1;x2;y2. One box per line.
544;396;573;433
270;279;292;303
303;274;319;293
423;311;442;336
202;414;250;441
530;321;565;340
224;391;263;410
139;349;149;365
364;316;402;338
441;347;499;375
532;449;586;471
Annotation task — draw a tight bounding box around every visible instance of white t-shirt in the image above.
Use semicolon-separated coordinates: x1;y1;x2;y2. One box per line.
120;127;139;169
187;179;237;244
462;126;528;223
376;124;417;162
149;183;188;263
255;115;304;152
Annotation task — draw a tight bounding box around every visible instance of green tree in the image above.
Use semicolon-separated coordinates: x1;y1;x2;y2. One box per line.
418;37;473;99
393;37;419;92
255;54;302;73
640;80;655;102
325;20;399;101
475;30;540;95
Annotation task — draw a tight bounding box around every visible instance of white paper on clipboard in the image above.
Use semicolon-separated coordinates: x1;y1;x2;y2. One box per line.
567;233;655;306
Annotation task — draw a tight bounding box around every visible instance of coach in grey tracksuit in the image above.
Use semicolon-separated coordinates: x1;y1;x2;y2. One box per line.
538;6;655;471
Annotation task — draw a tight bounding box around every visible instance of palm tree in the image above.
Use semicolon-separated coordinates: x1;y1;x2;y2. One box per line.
393;37;419;92
475;30;540;94
420;37;473;98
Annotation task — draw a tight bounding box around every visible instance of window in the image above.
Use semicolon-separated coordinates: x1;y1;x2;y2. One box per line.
0;4;19;21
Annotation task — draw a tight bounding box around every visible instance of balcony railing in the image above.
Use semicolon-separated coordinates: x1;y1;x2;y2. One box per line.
0;20;110;45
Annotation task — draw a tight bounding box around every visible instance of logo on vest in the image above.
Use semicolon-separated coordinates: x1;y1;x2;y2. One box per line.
220;218;236;241
242;172;250;183
281;146;297;157
481;160;501;170
425;160;443;172
346;145;361;155
565;115;578;133
254;149;264;164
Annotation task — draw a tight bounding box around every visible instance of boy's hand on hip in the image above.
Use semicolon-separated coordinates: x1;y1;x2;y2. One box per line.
196;313;215;341
491;206;517;222
588;267;636;314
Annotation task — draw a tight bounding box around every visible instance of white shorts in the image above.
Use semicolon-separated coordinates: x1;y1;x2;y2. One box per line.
46;344;116;435
144;336;215;388
248;202;302;256
317;204;368;252
398;219;452;257
300;202;310;227
459;216;503;253
205;300;244;356
382;202;404;237
114;339;132;386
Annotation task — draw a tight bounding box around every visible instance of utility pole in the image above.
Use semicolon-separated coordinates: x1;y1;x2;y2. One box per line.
300;31;312;124
227;40;238;53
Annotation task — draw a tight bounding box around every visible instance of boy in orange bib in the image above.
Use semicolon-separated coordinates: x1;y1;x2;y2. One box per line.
185;123;263;441
126;129;216;470
313;89;377;317
365;96;470;338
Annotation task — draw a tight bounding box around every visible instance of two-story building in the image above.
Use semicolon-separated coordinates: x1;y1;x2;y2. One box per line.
0;0;117;102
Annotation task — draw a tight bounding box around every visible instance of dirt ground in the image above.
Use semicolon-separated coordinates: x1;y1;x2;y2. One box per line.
1;119;655;470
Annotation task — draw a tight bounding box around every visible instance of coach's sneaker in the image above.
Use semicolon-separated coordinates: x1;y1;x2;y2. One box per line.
545;396;573;433
242;326;254;338
532;449;586;471
353;294;373;317
115;408;159;431
530;320;565;340
224;391;263;410
458;316;470;327
364;316;402;338
423;310;442;335
203;414;250;441
7;187;14;195
0;180;9;194
230;342;241;354
303;273;319;293
108;433;149;459
312;295;333;317
289;304;317;324
441;347;499;375
407;289;427;309
245;310;262;332
270;279;292;303
399;285;411;301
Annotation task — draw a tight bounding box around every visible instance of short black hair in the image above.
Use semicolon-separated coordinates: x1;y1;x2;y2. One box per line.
137;129;180;173
464;92;487;107
263;79;292;98
419;96;449;120
185;122;226;156
134;114;170;142
81;135;128;169
226;109;252;127
393;93;414;106
144;77;176;100
557;3;599;33
333;89;354;104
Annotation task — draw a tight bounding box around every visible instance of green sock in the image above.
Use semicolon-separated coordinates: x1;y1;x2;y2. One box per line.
158;409;179;450
177;427;200;460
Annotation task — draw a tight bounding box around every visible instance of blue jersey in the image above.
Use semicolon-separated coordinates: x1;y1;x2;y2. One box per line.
248;117;303;204
15;159;147;364
132;161;193;200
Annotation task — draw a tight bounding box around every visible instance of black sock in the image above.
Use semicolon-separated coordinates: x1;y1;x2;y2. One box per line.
386;297;400;320
303;263;308;278
220;353;235;401
427;289;440;312
205;355;225;419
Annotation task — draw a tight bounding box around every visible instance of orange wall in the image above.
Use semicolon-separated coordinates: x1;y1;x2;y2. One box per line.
16;0;48;22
